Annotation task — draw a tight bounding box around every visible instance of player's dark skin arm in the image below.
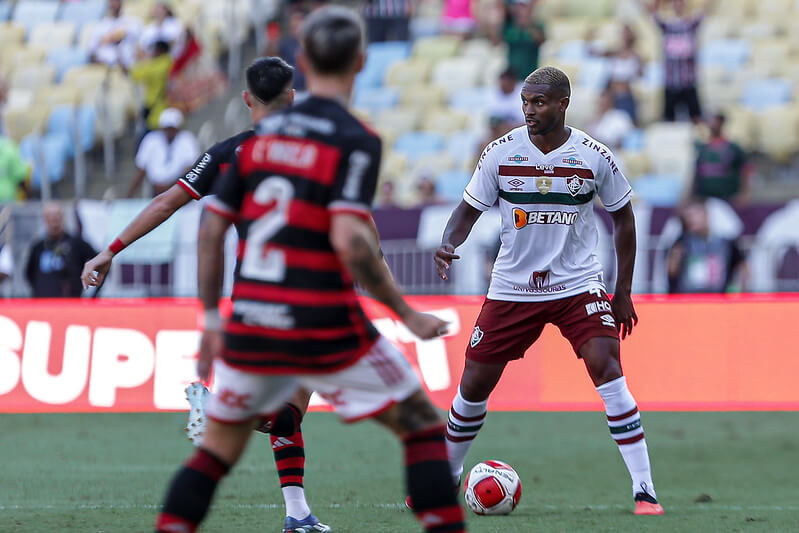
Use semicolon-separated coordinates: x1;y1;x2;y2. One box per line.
609;201;638;339
434;200;483;280
331;213;447;340
81;185;192;288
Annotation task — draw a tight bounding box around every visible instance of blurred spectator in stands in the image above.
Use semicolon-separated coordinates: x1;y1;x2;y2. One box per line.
494;0;546;82
417;175;443;206
442;0;477;36
127;108;199;197
139;2;185;58
667;199;747;293
587;89;634;150
692;113;751;204
266;6;308;93
377;181;398;208
0;74;7;136
590;24;642;123
642;0;713;123
90;0;141;69
129;40;172;131
488;68;524;126
0;136;30;202
363;0;413;42
0;241;11;286
25;203;96;298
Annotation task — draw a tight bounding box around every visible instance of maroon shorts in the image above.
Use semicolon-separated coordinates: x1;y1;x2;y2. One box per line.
466;290;619;363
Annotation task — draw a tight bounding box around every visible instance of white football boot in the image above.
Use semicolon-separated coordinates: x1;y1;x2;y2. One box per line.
184;382;209;446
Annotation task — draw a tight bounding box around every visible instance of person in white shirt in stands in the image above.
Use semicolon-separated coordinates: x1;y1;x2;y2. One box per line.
587;89;634;150
138;2;185;58
488;68;524;126
0;242;12;286
127;108;199;197
91;0;141;69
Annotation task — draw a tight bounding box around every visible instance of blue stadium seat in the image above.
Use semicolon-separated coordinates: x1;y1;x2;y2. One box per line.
410;17;440;39
449;86;491;112
699;39;750;71
435;170;472;202
19;132;72;188
633;174;684;207
394;132;445;161
577;57;611;90
47;105;96;156
0;2;12;21
740;79;793;110
58;0;106;29
622;129;645;151
353;86;399;112
445;130;482;163
357;41;411;89
47;47;90;81
11;0;60;34
558;40;589;62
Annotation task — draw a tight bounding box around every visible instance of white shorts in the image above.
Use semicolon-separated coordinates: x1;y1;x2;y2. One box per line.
205;336;421;423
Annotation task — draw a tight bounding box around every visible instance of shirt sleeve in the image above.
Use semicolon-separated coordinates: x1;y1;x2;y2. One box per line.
463;145;499;212
177;138;230;200
328;134;382;220
134;134;153;170
206;159;245;223
594;144;633;212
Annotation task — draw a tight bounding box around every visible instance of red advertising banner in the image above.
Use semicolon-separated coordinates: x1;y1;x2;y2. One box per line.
1;295;797;413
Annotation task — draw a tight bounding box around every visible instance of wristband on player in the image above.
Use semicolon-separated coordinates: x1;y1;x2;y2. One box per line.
202;308;222;331
108;238;126;255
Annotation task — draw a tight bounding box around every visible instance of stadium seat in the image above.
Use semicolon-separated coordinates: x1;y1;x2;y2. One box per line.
47;104;97;155
9;64;56;90
751;39;792;68
480;53;508;86
412;36;460;60
2;106;49;143
63;64;108;92
47;47;90;81
0;22;24;46
644;123;696;184
410;152;455;178
58;0;106;30
618;150;650;179
699;39;750;71
29;21;77;51
435;170;472;202
400;84;446;109
39;85;81;107
0;1;11;21
358;41;411;89
375;108;420;137
4;88;35;111
577;57;611;90
384;59;432;86
353;87;399;113
631;174;684;207
19;132;71;188
557;40;590;62
698;18;735;42
445;130;482;166
11;0;60;35
739;21;779;42
740;78;792;110
459;39;495;60
379;151;407;181
78;21;100;49
431;58;481;92
449;86;492;113
394;132;445;161
564;0;614;18
547;18;591;45
755;106;799;161
723;105;757;151
1;45;47;74
420;109;470;135
754;0;795;17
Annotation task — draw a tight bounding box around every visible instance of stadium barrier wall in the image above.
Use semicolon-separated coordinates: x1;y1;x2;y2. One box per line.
1;295;797;413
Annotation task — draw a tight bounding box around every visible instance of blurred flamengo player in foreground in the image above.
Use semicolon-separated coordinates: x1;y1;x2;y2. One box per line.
81;57;332;533
155;7;465;533
433;66;664;516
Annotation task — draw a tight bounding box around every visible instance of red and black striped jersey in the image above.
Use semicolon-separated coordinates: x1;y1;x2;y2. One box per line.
177;129;254;199
206;96;381;375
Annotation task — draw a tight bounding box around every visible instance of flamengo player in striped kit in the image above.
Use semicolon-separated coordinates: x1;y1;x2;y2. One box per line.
433;66;664;516
155;7;466;533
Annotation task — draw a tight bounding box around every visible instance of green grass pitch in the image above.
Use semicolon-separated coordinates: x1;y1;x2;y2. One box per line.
1;411;797;532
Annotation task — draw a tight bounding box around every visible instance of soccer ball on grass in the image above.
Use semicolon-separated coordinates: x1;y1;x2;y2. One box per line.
463;460;522;515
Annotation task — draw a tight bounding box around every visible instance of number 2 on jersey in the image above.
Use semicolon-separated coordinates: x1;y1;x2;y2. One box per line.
240;177;294;282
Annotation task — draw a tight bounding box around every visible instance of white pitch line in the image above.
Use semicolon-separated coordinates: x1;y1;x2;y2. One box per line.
1;503;797;512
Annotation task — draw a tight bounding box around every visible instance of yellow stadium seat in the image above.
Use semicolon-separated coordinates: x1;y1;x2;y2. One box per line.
420;109;470;135
410;152;455;178
412;36;461;61
631;83;663;126
699;18;736;42
63;64;109;91
564;87;599;131
739;21;779;42
384;59;432;87
5;88;35;111
1;106;50;143
375;108;420;137
10;64;55;90
0;23;25;47
431;57;481;92
755;106;799;162
380;152;407;181
752;39;792;67
480;53;508;85
1;45;47;74
78;22;100;50
564;0;615;19
38;85;81;108
400;85;446;109
123;0;155;21
28;22;77;50
723;105;757;151
547;18;592;44
754;0;795;18
459;39;494;60
618;150;651;180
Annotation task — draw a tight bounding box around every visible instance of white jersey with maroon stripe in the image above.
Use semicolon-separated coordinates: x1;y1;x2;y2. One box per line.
464;126;632;302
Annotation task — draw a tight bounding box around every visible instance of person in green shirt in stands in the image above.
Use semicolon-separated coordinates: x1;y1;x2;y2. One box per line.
0;137;30;202
692;113;751;204
499;0;546;82
129;40;173;131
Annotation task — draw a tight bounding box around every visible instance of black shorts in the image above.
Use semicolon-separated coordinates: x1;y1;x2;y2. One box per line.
664;87;701;121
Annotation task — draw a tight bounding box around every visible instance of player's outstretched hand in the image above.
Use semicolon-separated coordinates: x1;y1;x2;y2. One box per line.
81;250;114;289
197;329;222;382
402;310;450;340
611;291;638;340
434;244;460;280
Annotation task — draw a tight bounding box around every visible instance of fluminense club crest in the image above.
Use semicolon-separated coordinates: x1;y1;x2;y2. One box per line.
470;325;484;348
566;176;584;196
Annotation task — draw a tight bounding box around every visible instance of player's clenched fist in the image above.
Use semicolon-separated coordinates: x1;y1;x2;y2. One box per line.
401;309;449;340
434;244;460;280
81;250;114;289
610;291;638;340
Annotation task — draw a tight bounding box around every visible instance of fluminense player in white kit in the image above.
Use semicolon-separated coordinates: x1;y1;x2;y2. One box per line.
431;66;664;515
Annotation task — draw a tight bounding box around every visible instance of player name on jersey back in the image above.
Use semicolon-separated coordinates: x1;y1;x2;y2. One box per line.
464;126;632;302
